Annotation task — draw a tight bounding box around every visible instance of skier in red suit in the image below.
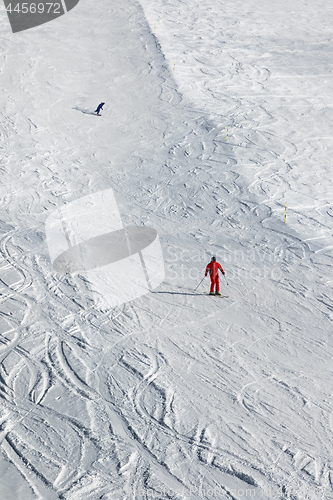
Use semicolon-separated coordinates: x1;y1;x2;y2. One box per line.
205;256;225;295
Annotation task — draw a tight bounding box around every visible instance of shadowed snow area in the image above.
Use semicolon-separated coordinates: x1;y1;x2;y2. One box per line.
0;0;333;498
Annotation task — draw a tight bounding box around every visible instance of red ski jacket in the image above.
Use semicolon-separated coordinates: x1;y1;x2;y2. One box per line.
205;261;224;278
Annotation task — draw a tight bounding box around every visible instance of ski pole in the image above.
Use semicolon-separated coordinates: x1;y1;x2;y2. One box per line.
194;276;205;292
224;274;229;286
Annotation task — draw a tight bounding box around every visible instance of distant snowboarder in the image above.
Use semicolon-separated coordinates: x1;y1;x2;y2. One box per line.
94;102;105;115
205;256;225;295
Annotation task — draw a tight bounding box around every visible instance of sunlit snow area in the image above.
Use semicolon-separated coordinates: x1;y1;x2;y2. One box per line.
1;0;333;498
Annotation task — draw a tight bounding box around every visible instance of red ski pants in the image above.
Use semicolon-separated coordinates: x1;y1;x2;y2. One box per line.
210;276;220;293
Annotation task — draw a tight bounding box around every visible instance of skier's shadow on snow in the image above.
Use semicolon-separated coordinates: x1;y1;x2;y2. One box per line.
73;107;98;116
151;291;199;296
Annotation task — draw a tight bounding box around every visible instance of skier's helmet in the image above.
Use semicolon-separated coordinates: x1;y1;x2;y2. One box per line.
211;256;216;262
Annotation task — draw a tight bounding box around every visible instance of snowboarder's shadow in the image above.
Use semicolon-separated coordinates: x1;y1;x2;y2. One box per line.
73;107;98;116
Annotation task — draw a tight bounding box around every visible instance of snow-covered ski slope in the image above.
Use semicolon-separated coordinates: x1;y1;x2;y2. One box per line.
0;0;333;498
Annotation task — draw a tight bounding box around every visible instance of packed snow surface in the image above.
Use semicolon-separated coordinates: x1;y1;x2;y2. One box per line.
0;0;333;498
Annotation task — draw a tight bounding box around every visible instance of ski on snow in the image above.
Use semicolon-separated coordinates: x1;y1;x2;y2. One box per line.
206;294;228;298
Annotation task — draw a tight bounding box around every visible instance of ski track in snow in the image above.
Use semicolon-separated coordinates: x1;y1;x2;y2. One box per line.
0;0;333;498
